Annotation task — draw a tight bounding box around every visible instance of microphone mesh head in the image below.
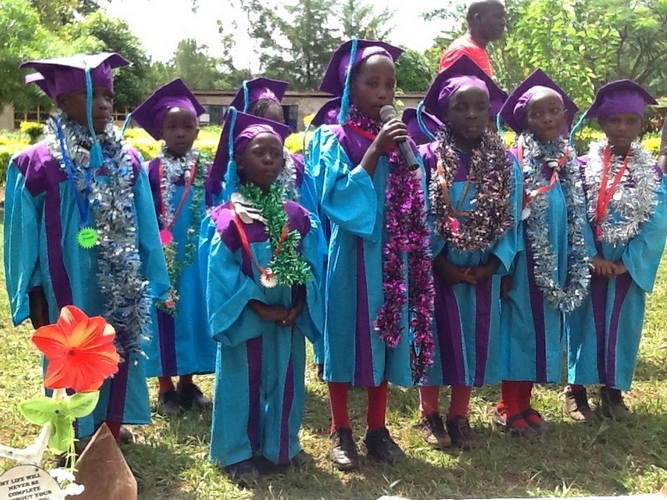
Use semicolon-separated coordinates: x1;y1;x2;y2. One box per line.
379;105;396;123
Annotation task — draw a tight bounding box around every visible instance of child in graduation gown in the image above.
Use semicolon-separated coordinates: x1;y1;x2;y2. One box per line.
564;81;667;422
308;38;435;471
131;79;220;416
401;105;442;146
417;55;521;449
4;53;169;444
199;108;323;484
495;70;592;437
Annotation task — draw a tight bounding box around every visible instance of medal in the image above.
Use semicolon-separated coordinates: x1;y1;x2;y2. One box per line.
77;227;98;249
260;271;277;288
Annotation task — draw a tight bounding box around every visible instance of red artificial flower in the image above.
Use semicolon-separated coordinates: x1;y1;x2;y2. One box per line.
32;306;120;393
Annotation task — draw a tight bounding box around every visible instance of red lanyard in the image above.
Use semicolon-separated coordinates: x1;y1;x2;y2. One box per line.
518;140;569;210
345;123;397;152
159;155;198;231
596;145;630;227
231;203;289;280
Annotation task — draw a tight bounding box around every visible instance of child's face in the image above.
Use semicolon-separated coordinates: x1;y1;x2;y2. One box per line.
445;85;490;143
524;90;566;142
160;108;199;158
350;55;396;121
58;86;113;134
236;133;284;192
599;113;643;153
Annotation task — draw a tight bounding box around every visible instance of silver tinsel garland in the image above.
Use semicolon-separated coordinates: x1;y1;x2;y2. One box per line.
44;111;151;359
156;144;197;228
278;147;298;201
582;140;658;245
520;132;590;313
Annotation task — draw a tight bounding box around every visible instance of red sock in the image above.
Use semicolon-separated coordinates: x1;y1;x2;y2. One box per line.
518;381;534;412
447;386;472;420
105;421;121;444
418;386;440;418
499;380;526;427
366;381;388;430
158;376;175;394
328;382;350;434
568;384;585;392
177;374;194;391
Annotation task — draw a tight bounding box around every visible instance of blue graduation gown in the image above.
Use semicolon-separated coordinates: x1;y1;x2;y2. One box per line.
200;199;323;467
142;156;221;378
567;157;667;391
308;124;428;388
421;144;522;387
4;141;170;437
498;147;591;384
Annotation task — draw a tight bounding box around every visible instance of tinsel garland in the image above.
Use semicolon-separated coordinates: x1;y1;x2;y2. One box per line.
520;132;590;313
155;147;208;315
429;126;514;252
346;105;435;383
581;140;658;245
44;111;150;358
278;148;298;201
236;182;312;287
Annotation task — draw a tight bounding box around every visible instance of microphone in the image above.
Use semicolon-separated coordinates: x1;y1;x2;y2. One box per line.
379;105;420;171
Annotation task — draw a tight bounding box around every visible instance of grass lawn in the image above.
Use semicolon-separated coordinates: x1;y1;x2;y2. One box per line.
1;234;667;499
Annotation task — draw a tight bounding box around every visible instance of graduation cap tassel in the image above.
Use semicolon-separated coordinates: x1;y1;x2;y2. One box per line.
568;112;586;148
85;68;103;169
223;106;239;201
496;113;506;145
242;81;250;113
416;101;437;142
337;37;358;125
119;112;132;137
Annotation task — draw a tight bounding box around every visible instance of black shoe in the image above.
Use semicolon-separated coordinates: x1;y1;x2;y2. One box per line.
177;383;212;410
418;413;451;449
157;389;183;416
361;427;405;464
599;386;630;419
119;426;135;445
291;450;314;468
446;416;478;450
224;459;259;486
329;428;359;471
564;386;596;423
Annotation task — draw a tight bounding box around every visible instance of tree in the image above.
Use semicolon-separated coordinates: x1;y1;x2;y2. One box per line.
29;0;100;31
395;48;433;92
170;39;222;90
241;0;341;90
65;11;153;110
339;0;394;40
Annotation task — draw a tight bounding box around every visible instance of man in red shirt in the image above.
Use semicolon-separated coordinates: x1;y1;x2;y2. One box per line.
438;0;506;76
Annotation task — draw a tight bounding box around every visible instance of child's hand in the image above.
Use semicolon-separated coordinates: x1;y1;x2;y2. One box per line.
373;119;408;155
467;256;500;284
591;254;617;278
436;259;473;286
500;275;513;300
277;286;306;327
613;260;628;275
248;300;289;322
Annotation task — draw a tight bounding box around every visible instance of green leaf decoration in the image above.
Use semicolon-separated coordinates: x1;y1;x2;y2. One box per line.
18;397;62;426
49;413;75;454
67;391;99;418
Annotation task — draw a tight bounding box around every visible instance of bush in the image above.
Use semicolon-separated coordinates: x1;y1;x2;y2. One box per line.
19;121;44;144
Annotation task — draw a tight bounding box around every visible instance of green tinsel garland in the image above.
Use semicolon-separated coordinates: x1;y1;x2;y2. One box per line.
237;182;311;287
156;153;208;315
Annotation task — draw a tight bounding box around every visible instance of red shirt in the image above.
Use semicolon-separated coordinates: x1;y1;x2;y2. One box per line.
438;34;492;77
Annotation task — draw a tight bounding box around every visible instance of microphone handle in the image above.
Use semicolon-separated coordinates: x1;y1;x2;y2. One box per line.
396;140;420;171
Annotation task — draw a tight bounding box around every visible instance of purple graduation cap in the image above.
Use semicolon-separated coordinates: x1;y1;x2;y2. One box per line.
131;78;206;140
310;97;341;128
229;77;289;113
402;107;443;144
24;73;55;100
499;69;578;134
211;107;292;199
319;38;403;97
20;52;130;102
583;79;657;120
423;54;507;120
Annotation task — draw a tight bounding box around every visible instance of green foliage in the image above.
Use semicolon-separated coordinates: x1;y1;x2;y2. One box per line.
339;0;394;40
170;39;221;91
395;48;434;92
19;121;44;144
29;0;100;31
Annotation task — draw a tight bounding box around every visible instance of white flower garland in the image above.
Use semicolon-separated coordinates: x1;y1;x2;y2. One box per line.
581;140;658;245
520;132;590;313
44;111;150;358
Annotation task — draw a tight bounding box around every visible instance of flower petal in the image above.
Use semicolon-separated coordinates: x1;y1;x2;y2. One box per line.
32;324;69;359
